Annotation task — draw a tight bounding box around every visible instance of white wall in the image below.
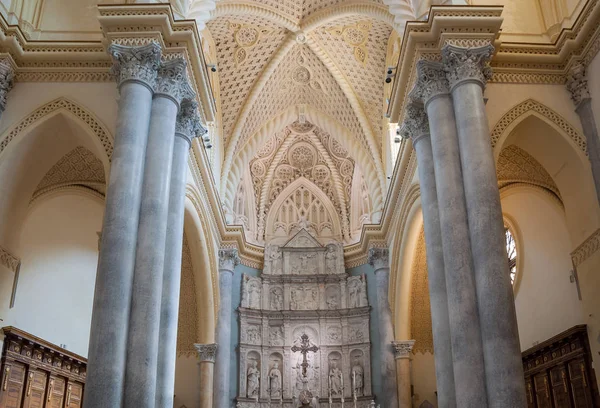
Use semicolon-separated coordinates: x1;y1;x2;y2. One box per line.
0;192;102;357
501;188;584;350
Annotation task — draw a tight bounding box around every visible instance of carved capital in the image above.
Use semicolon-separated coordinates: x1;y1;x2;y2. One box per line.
442;44;494;90
155;58;195;106
0;58;15;113
367;247;389;270
0;244;20;272
194;343;217;363
108;42;161;90
409;60;449;105
175;100;207;145
219;248;240;271
392;340;415;360
399;102;429;146
566;63;591;108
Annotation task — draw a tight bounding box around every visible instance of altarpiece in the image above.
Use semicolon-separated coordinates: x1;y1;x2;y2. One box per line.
237;229;373;407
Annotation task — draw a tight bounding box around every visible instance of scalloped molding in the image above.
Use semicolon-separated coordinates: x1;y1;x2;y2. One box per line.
0;97;114;160
571;228;600;267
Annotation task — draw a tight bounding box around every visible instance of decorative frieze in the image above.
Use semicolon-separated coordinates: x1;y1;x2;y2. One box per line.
441;44;494;90
392;340;415;360
108;42;162;90
571;228;600;267
566;63;591;108
194;343;217;363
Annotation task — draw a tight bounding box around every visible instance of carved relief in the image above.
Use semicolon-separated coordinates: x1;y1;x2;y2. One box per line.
347;275;368;308
242;275;262;309
328;352;343;396
289;252;317;275
269;287;283;310
269;326;284;346
327;326;342;343
325;285;341;309
348;325;366;343
228;21;272;67
242;325;262;344
328;21;372;65
246;353;261;398
290;285;318;310
351;349;365;397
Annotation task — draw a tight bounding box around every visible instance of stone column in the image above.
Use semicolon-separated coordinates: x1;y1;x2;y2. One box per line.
213;248;240;408
367;247;398;408
409;59;488;407
155;101;204;408
0;58;15;120
442;44;526;408
392;340;415;408
83;43;161;408
195;343;217;408
567;62;600;205
124;58;194;408
399;103;456;408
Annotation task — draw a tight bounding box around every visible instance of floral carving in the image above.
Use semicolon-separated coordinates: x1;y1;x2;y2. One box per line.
566;63;591;108
0;59;15;112
175;101;207;144
392;340;415;359
155;58;195;105
442;44;494;90
219;248;240;271
108;42;162;89
409;60;449;105
367;247;389;269
228;21;272;67
194;343;217;362
399;103;429;145
328;21;372;65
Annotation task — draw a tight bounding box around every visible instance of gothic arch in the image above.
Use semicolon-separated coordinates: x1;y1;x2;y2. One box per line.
300;3;395;32
212;2;298;31
490;99;586;160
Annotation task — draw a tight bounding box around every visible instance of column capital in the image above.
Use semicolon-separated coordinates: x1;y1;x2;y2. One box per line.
399;102;429;147
0;58;15;113
441;44;494;91
109;42;162;91
566;62;591;109
219;248;240;271
392;340;415;360
155;58;196;107
175;100;207;145
367;247;389;270
409;60;449;106
194;343;217;363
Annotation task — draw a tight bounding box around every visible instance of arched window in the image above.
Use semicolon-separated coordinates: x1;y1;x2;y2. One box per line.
505;226;517;285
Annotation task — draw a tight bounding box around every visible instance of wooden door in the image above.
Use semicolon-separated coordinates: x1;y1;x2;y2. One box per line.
0;361;27;408
22;369;48;408
64;381;83;408
534;372;553;408
525;377;536;408
568;358;594;408
550;365;572;408
43;375;66;408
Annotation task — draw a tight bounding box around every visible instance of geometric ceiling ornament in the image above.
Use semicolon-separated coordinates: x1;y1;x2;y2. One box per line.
228;21;272;67
280;46;328;95
327;20;372;65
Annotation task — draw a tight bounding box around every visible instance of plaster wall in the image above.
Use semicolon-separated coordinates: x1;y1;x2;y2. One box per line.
501;188;584;350
0;193;102;357
411;352;437;408
174;355;202;408
472;0;545;36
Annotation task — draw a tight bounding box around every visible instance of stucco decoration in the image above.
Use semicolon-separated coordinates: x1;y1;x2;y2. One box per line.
237;229;373;406
0;98;114;161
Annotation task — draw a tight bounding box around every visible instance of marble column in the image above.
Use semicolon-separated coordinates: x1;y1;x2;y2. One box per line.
368;247;398;408
567;62;600;205
0;58;15;120
392;340;415;408
442;44;526;408
195;343;217;408
399;103;456;408
213;248;240;408
155;101;204;408
83;43;161;408
124;58;194;408
409;59;488;407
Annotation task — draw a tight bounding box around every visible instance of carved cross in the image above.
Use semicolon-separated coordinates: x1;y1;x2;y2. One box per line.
291;334;319;378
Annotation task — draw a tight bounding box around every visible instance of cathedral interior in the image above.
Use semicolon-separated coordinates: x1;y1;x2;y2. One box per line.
0;0;600;407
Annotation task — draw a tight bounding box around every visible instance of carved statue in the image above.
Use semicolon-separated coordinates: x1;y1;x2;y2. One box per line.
290;289;299;310
329;359;343;396
348;275;367;308
270;287;283;310
352;363;364;397
269;245;282;274
248;281;261;309
246;360;260;398
325;244;337;273
269;362;282;398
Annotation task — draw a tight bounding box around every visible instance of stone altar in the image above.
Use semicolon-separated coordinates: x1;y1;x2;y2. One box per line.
237;230;373;407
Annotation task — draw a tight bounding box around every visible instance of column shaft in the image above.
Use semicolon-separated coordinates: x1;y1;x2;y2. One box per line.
213;250;239;408
426;93;488;407
124;94;178;408
195;343;217;408
576;99;600;205
444;45;526;408
396;358;410;407
83;43;160;408
408;125;456;407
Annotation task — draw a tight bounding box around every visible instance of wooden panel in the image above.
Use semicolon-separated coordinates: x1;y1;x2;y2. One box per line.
64;381;83;408
0;361;27;408
534;372;553;408
568;359;594;408
44;375;66;408
526;377;536;408
550;366;572;408
22;369;48;408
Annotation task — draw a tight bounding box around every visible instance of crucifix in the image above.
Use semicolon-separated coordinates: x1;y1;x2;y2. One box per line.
291;333;319;379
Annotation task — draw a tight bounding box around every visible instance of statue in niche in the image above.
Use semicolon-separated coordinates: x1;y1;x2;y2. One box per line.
248;281;261;309
290;289;299;310
246;360;260;398
270;287;283;310
268;245;282;274
325;244;338;273
352;363;364;397
348;276;367;308
329;359;343;396
268;362;282;398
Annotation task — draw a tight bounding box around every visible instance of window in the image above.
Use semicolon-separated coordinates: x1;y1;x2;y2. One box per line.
505;226;517;285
